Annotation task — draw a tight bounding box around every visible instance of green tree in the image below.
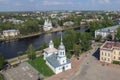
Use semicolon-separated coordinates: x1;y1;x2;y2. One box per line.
0;54;4;70
80;33;92;51
116;26;120;40
53;38;60;48
17;51;23;63
73;44;81;58
26;44;36;60
39;43;48;50
64;29;77;51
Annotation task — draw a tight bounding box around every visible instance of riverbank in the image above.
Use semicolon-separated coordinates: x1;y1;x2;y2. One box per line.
0;25;87;42
19;26;82;39
6;50;42;65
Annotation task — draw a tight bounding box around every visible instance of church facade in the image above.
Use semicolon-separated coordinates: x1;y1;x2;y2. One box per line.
43;19;53;31
43;36;71;74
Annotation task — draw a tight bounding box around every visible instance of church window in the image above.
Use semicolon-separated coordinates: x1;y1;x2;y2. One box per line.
60;52;62;55
63;52;64;55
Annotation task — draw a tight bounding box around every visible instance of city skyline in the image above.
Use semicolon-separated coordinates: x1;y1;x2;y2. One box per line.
0;0;120;11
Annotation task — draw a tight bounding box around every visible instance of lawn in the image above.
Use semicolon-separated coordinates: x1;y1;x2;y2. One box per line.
0;75;3;80
28;57;54;77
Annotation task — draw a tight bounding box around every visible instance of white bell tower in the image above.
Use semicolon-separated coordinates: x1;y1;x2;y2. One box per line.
57;32;67;64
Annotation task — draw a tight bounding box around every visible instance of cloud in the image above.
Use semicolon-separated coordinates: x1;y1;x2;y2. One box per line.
104;0;110;3
0;0;9;3
15;2;23;6
0;0;6;2
42;0;73;6
91;0;110;4
29;0;34;2
99;0;110;4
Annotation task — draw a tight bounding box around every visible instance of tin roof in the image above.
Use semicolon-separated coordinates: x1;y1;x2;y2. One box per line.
95;25;119;32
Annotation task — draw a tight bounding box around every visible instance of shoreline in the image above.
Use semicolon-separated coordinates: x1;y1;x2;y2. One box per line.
0;25;87;42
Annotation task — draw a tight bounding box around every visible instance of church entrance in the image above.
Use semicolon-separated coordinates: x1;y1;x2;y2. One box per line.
62;66;65;71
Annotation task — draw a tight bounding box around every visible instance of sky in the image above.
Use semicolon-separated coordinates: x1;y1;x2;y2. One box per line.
0;0;119;11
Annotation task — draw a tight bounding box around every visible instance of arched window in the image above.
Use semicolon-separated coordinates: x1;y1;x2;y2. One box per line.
60;52;62;55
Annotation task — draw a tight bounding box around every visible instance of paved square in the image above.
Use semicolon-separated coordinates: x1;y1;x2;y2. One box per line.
2;62;40;80
71;48;120;80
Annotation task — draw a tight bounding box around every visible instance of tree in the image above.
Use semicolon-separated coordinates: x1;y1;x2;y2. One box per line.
116;26;120;40
17;51;23;63
53;38;60;48
26;44;36;60
73;44;81;59
64;29;77;51
79;33;92;51
0;54;4;70
39;43;47;50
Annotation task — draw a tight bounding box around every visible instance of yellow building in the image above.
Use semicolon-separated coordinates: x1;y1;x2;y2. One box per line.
100;41;120;63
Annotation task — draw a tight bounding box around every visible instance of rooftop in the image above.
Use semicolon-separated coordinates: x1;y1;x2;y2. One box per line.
44;47;57;53
46;54;71;68
95;25;119;32
101;41;120;50
3;29;18;33
2;62;40;80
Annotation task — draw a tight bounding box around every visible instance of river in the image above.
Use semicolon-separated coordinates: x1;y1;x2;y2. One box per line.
0;28;86;59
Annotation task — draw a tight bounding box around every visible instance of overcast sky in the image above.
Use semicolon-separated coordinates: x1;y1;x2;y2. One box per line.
0;0;119;11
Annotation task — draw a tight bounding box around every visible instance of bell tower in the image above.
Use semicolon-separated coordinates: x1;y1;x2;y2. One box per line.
57;32;67;64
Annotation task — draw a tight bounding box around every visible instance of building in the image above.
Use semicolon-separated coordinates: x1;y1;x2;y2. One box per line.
2;62;40;80
113;18;120;25
3;29;20;38
63;21;74;26
95;25;119;38
100;41;120;63
43;35;71;74
43;19;53;31
81;18;99;23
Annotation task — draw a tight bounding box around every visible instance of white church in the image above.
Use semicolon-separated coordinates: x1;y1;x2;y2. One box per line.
43;19;53;31
43;35;71;74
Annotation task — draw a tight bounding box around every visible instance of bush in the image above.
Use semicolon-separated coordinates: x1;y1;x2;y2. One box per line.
113;61;120;64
